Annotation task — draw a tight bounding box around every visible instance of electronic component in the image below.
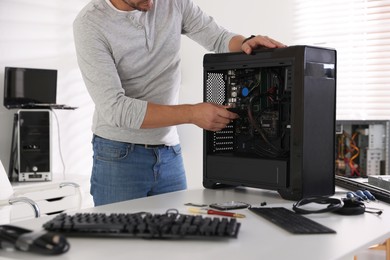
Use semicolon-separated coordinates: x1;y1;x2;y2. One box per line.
224;67;290;158
335;120;390;177
15;110;52;182
335;175;390;204
368;175;390;192
0;225;69;255
209;201;250;210
203;45;336;200
42;211;241;239
249;207;336;234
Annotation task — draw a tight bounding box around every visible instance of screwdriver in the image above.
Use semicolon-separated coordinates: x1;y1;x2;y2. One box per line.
188;207;246;218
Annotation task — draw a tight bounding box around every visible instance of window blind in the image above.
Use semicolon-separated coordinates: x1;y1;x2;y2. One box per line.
292;0;390;120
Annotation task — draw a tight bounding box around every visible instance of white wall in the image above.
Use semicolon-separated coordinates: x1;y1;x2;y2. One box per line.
0;0;293;189
180;0;294;188
0;0;93;182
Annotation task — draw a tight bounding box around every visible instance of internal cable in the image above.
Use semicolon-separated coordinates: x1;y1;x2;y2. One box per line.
349;132;360;176
247;95;287;158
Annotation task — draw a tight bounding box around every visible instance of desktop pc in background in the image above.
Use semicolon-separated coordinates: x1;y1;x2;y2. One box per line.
3;67;75;182
334;120;390;201
203;45;337;201
4;67;57;182
335;120;390;177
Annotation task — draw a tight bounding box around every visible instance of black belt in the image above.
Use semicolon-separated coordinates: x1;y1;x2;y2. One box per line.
93;135;167;148
134;144;167;149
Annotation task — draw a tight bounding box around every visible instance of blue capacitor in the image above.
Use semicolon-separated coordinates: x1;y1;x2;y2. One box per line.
241;87;249;97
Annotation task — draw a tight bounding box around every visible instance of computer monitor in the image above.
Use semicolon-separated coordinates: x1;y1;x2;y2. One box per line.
203;45;337;200
3;67;57;109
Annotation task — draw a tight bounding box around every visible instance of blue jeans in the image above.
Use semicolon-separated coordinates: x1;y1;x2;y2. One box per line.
90;135;187;206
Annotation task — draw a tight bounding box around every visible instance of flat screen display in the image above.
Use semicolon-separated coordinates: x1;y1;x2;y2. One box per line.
3;67;57;109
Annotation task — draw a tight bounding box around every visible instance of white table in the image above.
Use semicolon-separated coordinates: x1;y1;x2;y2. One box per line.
1;187;389;260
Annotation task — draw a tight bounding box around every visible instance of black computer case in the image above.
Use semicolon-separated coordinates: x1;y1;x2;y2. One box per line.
203;45;336;200
17;109;52;181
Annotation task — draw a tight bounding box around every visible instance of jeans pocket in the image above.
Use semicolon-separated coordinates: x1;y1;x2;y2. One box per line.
93;137;129;161
171;144;182;155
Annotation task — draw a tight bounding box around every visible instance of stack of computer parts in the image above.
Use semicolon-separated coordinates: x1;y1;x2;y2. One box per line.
335;120;390;177
334;120;390;202
203;45;337;200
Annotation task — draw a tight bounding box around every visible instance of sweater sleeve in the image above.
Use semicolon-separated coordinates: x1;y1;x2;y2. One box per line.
73;17;147;130
179;0;238;53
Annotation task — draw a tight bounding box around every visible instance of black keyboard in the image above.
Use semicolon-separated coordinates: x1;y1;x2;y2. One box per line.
249;207;336;234
43;211;241;239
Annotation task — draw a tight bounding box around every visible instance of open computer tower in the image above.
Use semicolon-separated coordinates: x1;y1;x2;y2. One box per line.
335;120;390;177
203;45;337;200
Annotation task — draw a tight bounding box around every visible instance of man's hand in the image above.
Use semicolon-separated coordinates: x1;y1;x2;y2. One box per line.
241;35;286;54
190;103;239;131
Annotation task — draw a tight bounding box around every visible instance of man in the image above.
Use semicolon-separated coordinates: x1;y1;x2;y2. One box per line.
74;0;286;206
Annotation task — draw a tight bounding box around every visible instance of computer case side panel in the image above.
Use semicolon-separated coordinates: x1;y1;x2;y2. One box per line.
279;46;336;199
303;47;336;197
278;47;305;199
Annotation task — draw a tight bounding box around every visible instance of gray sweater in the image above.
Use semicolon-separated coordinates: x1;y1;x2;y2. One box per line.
73;0;236;145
